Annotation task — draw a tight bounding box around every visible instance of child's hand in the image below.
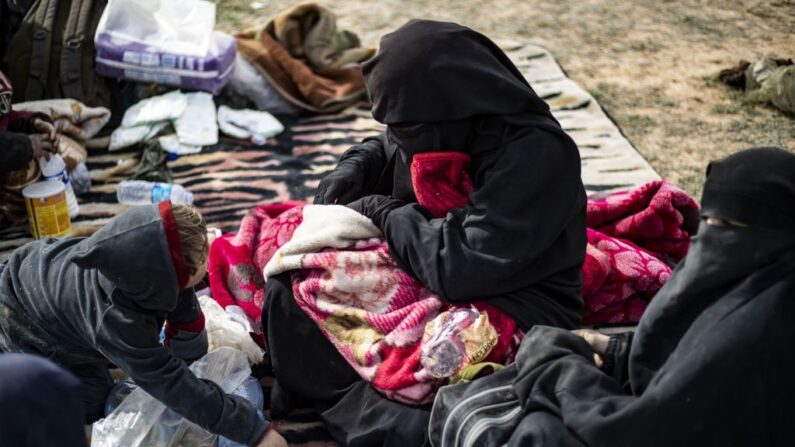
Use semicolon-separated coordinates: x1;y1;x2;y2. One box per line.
32;118;57;141
256;429;288;447
29;134;57;160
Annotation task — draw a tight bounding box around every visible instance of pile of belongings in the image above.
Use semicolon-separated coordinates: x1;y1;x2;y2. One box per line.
110;90;284;154
105;90;284;185
719;56;795;114
232;2;375;114
3;0;374;118
1;99;110;227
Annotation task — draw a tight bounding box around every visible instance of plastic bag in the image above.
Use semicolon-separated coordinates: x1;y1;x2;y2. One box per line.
122;91;188;128
420;308;498;379
91;347;250;447
103;376;263;447
217;105;284;145
199;296;265;365
95;0;215;57
70;162;92;195
175;92;218;147
226;57;301;115
109;122;170;151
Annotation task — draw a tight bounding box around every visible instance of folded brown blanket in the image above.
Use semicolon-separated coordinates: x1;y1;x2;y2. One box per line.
236;3;374;114
266;2;375;69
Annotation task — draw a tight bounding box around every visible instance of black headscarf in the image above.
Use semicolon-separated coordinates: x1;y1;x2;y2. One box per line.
363;19;558;160
363;19;569;199
348;20;587;331
501;147;795;446
363;20;554;125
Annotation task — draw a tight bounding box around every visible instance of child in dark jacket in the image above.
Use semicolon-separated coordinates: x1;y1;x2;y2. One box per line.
0;201;286;447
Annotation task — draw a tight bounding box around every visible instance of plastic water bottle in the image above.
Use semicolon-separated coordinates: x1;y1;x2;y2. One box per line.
70;162;91;195
39;154;80;217
116;180;194;205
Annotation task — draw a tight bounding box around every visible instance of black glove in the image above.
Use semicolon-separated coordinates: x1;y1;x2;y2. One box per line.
314;157;368;205
346;194;405;231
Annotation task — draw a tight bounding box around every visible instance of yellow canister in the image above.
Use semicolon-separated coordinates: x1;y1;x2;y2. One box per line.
22;181;72;239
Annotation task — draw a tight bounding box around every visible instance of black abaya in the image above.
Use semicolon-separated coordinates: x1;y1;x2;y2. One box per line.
325;19;588;331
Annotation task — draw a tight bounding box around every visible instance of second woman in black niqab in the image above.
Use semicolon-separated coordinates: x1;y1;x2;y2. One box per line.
264;19;587;446
427;147;795;446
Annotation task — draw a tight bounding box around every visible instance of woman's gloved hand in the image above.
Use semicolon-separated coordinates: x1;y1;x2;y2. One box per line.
314;157;368;205
346;194;405;231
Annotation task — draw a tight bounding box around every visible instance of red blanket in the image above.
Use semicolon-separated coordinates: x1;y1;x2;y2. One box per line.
582;181;700;323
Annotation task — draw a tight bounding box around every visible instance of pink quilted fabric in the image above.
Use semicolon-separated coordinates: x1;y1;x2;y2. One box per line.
208;154;699;403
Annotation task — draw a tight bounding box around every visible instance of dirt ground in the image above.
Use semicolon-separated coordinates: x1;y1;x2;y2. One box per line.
217;0;795;198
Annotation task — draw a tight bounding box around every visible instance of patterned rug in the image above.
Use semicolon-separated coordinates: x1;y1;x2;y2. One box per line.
0;42;660;261
0;42;660;445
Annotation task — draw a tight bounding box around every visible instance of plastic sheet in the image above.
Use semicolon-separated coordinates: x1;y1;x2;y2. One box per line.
91;347;250;447
96;0;215;57
199;296;265;365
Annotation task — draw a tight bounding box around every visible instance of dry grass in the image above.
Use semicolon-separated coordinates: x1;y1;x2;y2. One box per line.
216;0;795;198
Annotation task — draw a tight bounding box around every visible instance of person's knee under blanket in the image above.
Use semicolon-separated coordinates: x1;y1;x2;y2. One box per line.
265;271;432;447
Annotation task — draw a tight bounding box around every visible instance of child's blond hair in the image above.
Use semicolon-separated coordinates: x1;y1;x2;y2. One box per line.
172;205;209;276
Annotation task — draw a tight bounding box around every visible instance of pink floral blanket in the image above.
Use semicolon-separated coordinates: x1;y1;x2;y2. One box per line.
208;180;698;403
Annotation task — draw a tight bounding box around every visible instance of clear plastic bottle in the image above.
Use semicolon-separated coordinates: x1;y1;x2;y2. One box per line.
116;180;194;205
70;162;92;195
421;309;477;378
38;154;80;217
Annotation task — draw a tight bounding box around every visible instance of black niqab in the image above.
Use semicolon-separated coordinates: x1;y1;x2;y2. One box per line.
508;147;795;446
628;147;795;390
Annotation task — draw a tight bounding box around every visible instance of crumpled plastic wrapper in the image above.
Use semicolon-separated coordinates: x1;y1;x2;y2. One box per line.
420;307;498;379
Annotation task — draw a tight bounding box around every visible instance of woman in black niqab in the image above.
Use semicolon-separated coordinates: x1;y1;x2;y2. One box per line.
316;19;587;332
493;147;795;446
264;20;586;447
